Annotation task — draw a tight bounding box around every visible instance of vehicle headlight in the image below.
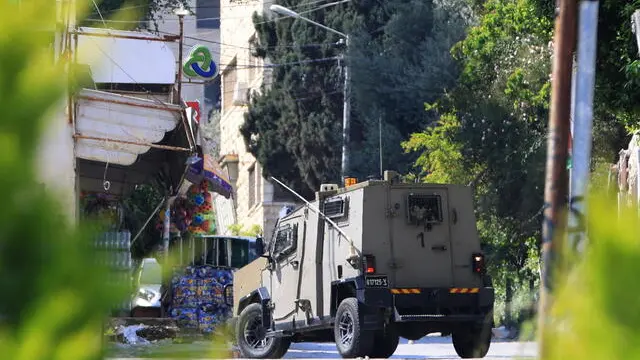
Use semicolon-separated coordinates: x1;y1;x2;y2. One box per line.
138;289;155;301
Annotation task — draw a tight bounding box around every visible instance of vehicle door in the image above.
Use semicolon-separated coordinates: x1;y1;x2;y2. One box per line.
388;187;454;288
268;215;304;324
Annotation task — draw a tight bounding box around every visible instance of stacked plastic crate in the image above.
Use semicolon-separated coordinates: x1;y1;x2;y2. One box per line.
95;230;133;314
196;265;233;334
169;265;234;334
169;266;199;330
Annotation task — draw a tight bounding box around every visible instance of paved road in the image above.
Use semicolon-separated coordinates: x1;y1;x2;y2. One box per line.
107;336;536;359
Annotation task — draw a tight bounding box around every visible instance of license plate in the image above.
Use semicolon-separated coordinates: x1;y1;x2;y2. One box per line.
365;275;389;288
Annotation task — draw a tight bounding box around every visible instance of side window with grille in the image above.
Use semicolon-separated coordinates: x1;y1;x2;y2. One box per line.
272;222;298;261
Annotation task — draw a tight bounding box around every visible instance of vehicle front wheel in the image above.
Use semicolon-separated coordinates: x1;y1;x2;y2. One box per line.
334;297;374;358
236;303;290;359
451;322;492;358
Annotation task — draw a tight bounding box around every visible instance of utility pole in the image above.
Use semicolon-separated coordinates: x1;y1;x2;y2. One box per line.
174;5;190;103
568;1;599;253
538;0;578;355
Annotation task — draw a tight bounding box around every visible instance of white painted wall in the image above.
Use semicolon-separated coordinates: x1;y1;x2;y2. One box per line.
36;0;78;223
36;101;78;223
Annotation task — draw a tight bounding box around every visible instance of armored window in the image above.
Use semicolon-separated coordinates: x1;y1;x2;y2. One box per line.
406;194;443;225
272;223;298;260
323;197;347;219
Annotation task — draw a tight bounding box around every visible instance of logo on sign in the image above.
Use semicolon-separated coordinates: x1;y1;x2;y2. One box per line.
183;45;218;79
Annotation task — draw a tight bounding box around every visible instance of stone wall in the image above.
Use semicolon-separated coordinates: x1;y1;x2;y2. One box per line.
615;132;640;208
218;0;295;237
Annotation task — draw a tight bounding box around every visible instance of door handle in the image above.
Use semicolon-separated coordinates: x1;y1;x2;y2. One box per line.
431;245;447;251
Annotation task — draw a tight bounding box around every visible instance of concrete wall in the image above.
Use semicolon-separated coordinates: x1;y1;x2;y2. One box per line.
616;133;640;209
36;100;78;223
35;0;78;224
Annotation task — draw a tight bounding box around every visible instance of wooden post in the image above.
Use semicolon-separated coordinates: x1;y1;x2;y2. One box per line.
538;0;578;355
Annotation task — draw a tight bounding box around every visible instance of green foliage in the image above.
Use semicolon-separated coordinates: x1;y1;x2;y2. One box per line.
543;194;640;359
228;224;262;237
405;0;553;327
0;1;127;358
85;0;188;30
401;112;475;184
242;0;471;197
121;184;164;259
0;2;232;359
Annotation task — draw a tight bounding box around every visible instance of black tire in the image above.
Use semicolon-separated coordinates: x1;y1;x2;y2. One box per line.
235;303;291;359
334;297;374;358
369;323;400;358
452;321;492;358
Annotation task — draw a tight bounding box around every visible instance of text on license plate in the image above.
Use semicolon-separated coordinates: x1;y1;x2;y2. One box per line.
365;275;389;288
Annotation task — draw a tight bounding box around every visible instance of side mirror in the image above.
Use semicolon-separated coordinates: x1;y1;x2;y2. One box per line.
223;284;233;307
255;237;266;256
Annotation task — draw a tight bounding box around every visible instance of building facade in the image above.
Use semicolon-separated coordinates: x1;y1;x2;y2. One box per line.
218;0;295;240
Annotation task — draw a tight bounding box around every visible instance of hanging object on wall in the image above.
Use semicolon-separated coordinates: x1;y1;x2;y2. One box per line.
187;181;216;235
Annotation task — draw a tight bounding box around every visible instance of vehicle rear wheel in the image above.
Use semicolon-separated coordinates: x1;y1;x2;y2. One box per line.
334;297;374;358
369;323;399;358
451;322;492;358
236;303;290;359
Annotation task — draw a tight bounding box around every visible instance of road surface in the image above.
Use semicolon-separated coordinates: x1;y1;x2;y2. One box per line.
106;336;536;359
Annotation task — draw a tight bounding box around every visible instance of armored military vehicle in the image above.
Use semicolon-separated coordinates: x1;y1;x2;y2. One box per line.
229;171;494;359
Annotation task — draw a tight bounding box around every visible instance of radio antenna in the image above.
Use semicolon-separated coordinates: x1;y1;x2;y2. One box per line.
270;177;361;262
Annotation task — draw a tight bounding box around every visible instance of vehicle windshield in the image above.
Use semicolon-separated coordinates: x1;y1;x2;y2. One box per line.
199;237;259;268
139;261;162;284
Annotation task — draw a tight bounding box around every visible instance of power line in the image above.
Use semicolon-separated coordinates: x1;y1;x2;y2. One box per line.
86;0;349;28
96;0;336;15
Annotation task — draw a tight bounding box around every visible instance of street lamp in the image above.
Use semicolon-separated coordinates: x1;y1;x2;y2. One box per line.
270;4;351;183
174;4;191;102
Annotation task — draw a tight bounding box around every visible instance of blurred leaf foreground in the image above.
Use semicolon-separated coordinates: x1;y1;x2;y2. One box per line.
0;1;230;359
0;1;130;359
541;192;640;360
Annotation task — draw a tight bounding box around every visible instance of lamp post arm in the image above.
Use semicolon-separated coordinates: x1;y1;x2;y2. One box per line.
295;15;348;38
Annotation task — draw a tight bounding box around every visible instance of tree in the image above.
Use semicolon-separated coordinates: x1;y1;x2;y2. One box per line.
404;0;554;327
228;224;263;237
241;0;471;198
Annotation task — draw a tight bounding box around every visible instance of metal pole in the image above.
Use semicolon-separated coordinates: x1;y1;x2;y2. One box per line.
177;14;185;103
538;0;577;355
130;197;166;246
341;35;351;183
162;196;171;264
568;0;599;254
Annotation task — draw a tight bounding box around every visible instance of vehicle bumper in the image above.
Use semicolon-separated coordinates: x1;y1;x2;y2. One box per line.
362;286;494;325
